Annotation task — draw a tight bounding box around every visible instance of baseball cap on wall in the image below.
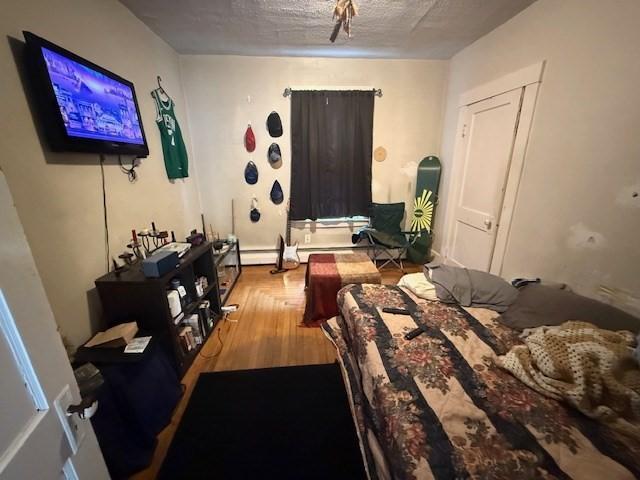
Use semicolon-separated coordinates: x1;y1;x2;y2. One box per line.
244;161;258;184
244;124;256;152
250;196;261;222
267;111;283;137
268;143;281;165
270;180;284;205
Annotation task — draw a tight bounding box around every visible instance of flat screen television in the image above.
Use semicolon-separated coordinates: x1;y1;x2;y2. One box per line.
23;31;149;157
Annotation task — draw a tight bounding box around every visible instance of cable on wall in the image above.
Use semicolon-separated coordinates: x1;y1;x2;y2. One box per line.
118;155;138;182
99;155;110;272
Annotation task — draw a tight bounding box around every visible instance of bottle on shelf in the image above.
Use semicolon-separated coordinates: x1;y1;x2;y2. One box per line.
170;278;190;308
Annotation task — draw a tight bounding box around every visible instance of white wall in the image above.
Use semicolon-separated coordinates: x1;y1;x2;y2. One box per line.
0;0;201;348
438;0;640;313
180;55;448;254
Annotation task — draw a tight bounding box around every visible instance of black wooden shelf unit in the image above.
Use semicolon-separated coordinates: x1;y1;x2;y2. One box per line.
95;240;242;377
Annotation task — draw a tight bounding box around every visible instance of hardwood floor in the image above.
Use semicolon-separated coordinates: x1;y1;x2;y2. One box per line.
131;262;421;479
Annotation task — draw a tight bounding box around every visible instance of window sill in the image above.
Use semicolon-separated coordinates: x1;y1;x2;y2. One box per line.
290;217;369;229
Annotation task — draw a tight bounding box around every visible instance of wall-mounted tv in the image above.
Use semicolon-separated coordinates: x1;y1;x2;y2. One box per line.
23;31;149;157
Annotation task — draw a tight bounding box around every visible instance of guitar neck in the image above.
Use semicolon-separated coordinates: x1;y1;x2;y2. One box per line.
285;199;292;245
231;198;235;236
285;213;291;245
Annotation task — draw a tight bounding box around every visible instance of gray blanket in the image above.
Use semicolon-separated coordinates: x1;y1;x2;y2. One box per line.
425;262;518;312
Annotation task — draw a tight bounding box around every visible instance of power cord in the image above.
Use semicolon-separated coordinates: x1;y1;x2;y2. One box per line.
99;155;110;272
199;313;235;359
200;326;225;359
118;155;138;182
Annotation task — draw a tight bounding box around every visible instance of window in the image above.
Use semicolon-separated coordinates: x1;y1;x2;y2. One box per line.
289;90;374;221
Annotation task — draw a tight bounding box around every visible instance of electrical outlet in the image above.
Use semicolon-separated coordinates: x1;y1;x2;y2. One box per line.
304;234;311;244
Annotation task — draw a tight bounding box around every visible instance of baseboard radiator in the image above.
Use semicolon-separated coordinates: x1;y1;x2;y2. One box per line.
240;245;365;265
237;245;425;266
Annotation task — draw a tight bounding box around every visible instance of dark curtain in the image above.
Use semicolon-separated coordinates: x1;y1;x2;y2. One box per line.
290;90;374;221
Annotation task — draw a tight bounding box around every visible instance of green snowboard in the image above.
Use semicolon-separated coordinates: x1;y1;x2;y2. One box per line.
407;155;441;264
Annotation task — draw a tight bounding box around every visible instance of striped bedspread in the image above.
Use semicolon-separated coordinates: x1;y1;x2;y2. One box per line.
322;284;640;480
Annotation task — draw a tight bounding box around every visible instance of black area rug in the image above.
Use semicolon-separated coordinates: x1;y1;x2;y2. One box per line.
158;363;367;480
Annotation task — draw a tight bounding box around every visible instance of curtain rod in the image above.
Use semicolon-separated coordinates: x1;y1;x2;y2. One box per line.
283;87;382;98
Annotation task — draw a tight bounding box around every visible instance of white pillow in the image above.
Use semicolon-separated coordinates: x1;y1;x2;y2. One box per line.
397;273;438;301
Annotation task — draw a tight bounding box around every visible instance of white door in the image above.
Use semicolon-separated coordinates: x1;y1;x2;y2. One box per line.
447;88;523;271
0;172;109;480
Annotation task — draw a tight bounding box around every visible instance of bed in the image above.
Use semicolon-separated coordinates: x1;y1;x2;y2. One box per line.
321;283;640;480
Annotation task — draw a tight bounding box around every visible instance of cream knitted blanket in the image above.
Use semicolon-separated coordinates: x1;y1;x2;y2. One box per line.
498;321;640;439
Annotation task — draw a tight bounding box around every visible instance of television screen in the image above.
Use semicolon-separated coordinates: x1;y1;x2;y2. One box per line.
42;47;145;145
24;32;149;157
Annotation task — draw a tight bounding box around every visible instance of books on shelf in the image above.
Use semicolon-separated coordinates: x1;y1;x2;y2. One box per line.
178;313;208;354
184;314;204;345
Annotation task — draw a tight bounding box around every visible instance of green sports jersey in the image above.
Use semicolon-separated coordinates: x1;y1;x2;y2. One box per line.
152;90;189;179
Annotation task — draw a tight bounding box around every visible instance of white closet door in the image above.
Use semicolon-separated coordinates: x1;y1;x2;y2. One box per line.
448;88;523;271
0;172;108;480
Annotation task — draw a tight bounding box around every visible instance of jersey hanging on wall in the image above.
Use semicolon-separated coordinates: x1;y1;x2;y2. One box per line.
152;89;189;179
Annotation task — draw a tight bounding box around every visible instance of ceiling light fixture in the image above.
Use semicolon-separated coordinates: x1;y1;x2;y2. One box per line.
330;0;358;43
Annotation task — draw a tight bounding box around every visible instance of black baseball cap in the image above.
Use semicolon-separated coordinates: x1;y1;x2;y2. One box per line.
267;111;283;137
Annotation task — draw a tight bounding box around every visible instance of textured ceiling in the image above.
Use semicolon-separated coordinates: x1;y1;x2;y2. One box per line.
120;0;535;59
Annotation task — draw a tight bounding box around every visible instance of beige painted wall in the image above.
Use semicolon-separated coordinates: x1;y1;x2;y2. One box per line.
438;0;640;313
0;0;201;348
180;55;448;253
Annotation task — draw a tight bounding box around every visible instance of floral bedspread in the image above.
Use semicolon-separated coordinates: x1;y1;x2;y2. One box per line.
321;284;640;480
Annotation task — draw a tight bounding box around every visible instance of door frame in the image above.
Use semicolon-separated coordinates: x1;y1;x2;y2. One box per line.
443;61;545;275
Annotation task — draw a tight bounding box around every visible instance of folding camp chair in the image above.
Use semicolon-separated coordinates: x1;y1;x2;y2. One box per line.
353;202;428;272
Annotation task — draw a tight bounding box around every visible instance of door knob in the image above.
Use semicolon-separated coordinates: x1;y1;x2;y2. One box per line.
484;219;492;230
66;395;99;419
